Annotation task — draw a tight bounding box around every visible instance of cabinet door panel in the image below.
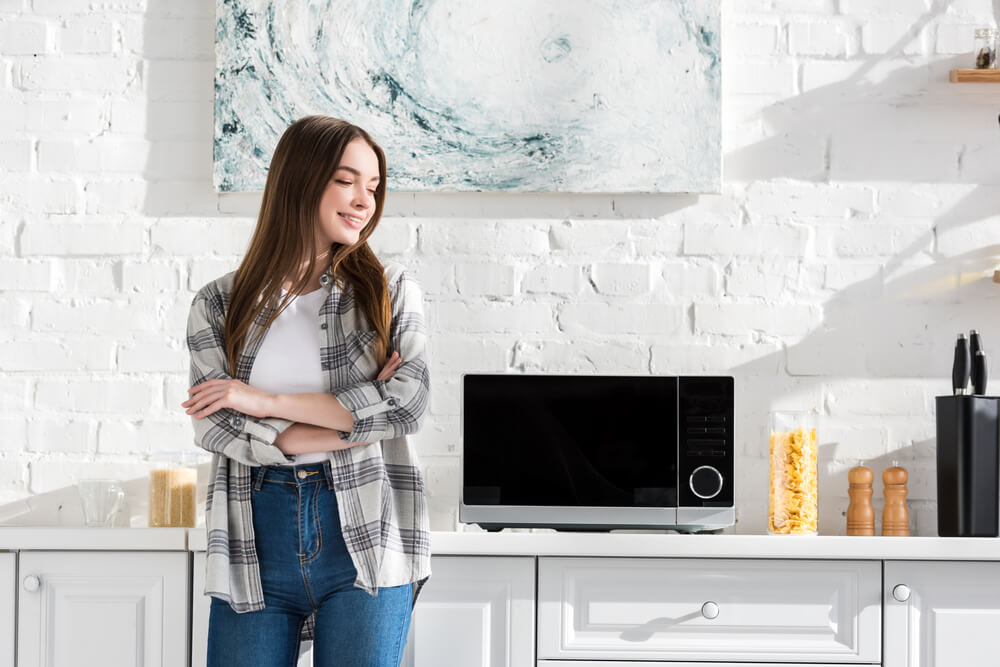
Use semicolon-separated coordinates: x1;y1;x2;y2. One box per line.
1;553;14;667
538;557;881;663
191;551;208;667
402;556;535;667
885;560;1000;667
17;551;189;667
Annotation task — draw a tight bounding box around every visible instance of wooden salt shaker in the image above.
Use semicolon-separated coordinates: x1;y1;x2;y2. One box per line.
846;465;875;536
882;465;910;536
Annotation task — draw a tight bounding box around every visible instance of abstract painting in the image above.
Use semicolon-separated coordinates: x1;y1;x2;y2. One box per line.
214;1;721;193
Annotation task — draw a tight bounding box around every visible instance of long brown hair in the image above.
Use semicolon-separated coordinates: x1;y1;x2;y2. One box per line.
224;115;392;375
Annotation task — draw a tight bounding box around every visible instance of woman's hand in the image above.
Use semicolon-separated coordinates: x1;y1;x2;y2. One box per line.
377;351;402;381
182;379;275;420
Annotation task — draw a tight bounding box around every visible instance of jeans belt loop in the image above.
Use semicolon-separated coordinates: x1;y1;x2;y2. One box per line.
253;465;267;491
323;459;336;491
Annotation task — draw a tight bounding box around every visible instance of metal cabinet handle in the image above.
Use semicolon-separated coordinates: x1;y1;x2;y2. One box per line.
701;601;720;619
22;575;40;592
892;584;911;602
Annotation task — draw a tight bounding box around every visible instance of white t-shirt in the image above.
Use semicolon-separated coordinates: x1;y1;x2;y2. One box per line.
249;287;330;466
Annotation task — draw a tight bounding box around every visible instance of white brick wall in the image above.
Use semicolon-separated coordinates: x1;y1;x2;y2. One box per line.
1;0;999;536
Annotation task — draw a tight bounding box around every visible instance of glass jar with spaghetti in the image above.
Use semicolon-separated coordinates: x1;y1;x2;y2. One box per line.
768;411;818;535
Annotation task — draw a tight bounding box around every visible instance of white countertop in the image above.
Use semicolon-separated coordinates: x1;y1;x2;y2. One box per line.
0;527;189;551
4;527;999;559
184;529;1000;561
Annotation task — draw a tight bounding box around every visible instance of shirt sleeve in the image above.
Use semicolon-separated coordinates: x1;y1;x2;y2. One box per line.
331;269;430;443
186;285;295;467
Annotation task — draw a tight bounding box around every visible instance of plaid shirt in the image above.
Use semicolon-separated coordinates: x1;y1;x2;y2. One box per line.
186;261;431;642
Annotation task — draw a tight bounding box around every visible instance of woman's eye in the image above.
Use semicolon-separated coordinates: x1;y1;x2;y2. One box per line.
335;179;351;185
367;189;377;196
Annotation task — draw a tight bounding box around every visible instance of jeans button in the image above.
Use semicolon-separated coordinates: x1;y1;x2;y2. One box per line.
297;470;307;479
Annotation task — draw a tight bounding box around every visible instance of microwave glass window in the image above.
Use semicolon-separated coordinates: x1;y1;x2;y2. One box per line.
463;375;678;507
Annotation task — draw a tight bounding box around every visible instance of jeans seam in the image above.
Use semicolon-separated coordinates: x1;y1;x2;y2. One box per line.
288;615;306;667
299;556;318;611
391;587;409;667
302;485;324;564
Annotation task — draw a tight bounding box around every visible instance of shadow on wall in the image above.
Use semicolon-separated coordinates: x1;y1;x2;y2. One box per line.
133;1;1000;536
727;238;1000;536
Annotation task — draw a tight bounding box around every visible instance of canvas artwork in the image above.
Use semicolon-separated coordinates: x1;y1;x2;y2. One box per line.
214;0;721;193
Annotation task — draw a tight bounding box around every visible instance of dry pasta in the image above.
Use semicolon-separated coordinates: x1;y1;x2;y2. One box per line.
768;426;818;534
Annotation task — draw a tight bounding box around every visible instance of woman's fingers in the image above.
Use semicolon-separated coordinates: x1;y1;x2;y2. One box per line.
186;378;225;395
376;352;403;381
191;397;227;419
183;388;228;416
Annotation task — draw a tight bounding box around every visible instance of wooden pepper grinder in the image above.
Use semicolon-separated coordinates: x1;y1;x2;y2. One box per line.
847;464;875;535
882;464;910;536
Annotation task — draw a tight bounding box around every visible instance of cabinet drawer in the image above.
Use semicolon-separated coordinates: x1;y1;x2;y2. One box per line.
539;663;858;667
538;557;881;664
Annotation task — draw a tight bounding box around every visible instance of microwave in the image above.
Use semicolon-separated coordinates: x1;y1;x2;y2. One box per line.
459;374;735;532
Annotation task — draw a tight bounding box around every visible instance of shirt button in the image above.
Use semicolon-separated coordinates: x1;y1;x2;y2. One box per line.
230;415;243;428
297;470;308;479
319;274;330;286
388;398;397;406
320;322;328;330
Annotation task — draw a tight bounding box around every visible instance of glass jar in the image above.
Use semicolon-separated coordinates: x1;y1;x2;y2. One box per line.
974;28;998;69
768;411;818;535
148;450;200;528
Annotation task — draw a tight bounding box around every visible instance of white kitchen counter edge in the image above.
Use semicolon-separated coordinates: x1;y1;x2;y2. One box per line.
172;529;997;559
0;526;188;551
4;528;998;558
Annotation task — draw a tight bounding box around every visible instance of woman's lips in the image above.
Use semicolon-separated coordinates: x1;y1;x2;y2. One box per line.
339;213;365;229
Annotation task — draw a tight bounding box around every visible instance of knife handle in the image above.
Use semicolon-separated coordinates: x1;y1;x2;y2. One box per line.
973;350;988;395
954;334;970;395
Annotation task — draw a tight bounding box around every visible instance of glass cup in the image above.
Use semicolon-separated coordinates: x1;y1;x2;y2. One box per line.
77;479;126;527
768;411;819;535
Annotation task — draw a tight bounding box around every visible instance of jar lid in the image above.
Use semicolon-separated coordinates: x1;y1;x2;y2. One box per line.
975;27;998;37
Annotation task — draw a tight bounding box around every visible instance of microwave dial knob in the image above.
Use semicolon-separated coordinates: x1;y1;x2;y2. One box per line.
690;465;723;499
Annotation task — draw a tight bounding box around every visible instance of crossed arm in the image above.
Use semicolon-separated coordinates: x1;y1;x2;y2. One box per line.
182;352;402;456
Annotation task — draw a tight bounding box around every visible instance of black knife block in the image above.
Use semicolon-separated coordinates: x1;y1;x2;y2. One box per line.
935;395;1000;537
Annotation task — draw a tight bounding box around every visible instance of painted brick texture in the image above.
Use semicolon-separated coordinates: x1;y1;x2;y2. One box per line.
1;0;999;536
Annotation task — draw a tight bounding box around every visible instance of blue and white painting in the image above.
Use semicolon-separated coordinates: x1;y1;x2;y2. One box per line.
214;1;721;193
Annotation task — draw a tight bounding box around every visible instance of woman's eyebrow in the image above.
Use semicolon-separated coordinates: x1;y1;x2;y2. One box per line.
335;165;380;182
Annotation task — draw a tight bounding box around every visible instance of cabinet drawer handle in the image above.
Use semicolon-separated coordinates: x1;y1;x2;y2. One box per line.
701;601;720;619
892;584;911;602
22;575;40;592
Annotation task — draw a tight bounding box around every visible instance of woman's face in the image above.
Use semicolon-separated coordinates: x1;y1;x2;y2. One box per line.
316;137;380;248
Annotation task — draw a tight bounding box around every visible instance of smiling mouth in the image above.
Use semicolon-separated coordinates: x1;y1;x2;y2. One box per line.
339;213;365;228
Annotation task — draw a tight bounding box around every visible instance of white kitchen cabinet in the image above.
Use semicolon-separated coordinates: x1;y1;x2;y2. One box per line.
884;560;1000;667
538;557;882;664
1;553;15;667
401;556;536;667
17;551;189;667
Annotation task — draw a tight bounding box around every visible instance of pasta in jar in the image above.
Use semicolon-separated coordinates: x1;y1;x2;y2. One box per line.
768;412;818;535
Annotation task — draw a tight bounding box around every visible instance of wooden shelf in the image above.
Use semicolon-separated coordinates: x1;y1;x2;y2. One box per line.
950;68;1000;82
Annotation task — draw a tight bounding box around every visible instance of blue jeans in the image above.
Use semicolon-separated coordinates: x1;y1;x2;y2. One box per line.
207;461;414;667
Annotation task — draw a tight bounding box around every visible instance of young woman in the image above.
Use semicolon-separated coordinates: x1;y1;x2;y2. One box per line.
183;115;431;666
